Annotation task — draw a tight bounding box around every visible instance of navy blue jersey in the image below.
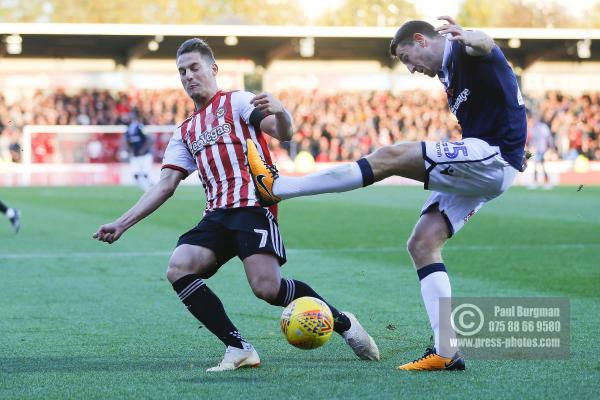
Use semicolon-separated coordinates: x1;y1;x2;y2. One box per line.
439;40;526;171
125;121;150;157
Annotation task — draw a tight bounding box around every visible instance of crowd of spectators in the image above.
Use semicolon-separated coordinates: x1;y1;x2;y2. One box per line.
533;91;600;161
0;88;598;164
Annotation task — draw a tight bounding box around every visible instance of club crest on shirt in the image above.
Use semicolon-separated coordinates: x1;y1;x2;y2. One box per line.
204;107;226;126
186;123;232;155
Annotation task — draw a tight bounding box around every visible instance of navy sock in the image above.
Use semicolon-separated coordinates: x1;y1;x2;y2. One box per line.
417;263;447;281
172;274;247;349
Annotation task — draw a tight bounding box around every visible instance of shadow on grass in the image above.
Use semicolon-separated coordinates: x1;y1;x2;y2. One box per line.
0;355;364;375
0;357;198;374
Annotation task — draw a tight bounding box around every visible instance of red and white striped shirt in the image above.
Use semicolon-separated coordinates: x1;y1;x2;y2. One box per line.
162;90;276;215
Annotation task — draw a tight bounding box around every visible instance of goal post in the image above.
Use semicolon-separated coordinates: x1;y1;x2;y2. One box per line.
22;124;175;165
4;124;177;186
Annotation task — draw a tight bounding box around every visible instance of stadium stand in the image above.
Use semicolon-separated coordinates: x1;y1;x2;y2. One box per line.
1;23;599;185
1;89;598;164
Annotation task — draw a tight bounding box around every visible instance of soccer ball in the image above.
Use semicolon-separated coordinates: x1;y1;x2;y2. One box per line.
280;296;334;349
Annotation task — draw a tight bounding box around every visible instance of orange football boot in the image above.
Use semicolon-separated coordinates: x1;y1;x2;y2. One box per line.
397;347;465;371
245;139;281;206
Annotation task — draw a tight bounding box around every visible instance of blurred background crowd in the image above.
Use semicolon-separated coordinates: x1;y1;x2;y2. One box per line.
1;88;599;164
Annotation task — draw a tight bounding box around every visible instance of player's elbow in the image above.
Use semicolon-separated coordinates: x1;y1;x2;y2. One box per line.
467;32;495;56
266;126;292;142
279;128;293;142
480;36;495;54
484;39;495;54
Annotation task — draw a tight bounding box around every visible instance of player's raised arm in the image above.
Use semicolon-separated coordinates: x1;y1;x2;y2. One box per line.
92;168;184;244
436;16;494;56
251;92;293;142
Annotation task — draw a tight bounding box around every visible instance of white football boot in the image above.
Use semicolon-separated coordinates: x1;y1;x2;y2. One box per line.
341;312;380;361
206;342;261;372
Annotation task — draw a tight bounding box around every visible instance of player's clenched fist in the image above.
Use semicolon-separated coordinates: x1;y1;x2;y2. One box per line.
250;92;284;115
93;222;125;244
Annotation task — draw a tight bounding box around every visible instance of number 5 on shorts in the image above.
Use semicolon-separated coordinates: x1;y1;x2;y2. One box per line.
254;229;268;248
444;141;468;159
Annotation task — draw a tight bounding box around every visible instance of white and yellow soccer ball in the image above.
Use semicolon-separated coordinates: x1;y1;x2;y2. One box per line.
280;296;334;349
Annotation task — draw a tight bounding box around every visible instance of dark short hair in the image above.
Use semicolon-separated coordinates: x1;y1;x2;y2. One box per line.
176;38;215;63
389;20;439;57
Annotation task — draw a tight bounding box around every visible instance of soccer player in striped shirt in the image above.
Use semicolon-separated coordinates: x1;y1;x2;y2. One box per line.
93;38;379;371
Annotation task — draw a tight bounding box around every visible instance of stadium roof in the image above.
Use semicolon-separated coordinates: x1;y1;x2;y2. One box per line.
1;23;599;68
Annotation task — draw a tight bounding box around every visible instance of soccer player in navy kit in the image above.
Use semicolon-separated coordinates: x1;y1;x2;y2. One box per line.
247;16;527;370
123;110;154;191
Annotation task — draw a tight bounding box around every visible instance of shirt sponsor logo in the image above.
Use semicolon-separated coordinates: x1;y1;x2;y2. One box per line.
187;123;232;154
450;88;470;115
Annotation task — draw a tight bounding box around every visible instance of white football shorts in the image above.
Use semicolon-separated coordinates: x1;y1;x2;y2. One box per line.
130;153;153;175
420;138;519;236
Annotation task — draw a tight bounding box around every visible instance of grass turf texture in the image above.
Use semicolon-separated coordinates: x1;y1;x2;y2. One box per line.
1;185;599;399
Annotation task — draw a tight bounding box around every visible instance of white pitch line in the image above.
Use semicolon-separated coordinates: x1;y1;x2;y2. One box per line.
0;251;172;260
0;243;598;260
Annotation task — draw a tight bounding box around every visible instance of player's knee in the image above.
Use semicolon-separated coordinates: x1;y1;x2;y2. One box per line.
371;145;398;168
166;267;180;284
407;232;436;260
368;142;412;177
166;256;195;283
249;277;279;302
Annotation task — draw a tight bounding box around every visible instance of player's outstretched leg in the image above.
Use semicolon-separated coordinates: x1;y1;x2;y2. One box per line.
267;277;380;361
246;139;372;205
171;273;260;371
246;139;423;206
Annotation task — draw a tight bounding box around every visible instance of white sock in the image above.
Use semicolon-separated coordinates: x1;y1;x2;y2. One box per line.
6;208;15;219
274;162;364;200
420;270;453;357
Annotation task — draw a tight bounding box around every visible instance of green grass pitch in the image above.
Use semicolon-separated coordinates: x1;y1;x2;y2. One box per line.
1;185;599;399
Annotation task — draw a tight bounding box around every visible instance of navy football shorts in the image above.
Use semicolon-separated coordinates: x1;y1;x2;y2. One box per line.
176;206;286;267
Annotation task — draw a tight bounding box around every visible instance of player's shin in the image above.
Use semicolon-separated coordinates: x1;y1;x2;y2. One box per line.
417;263;456;357
274;159;375;200
268;278;351;333
172;274;248;349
